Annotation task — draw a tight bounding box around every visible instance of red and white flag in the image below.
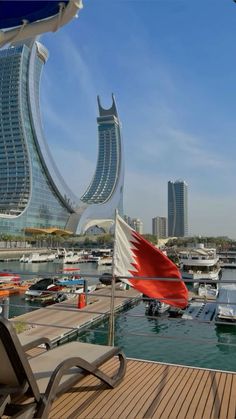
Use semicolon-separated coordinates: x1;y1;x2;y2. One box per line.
113;214;188;308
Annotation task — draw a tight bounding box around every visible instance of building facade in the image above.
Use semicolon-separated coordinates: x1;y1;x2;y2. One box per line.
131;218;143;234
0;40;79;236
78;94;124;233
152;216;167;238
168;180;188;237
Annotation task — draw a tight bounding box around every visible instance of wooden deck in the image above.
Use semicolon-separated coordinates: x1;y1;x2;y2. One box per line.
48;358;236;418
12;286;141;345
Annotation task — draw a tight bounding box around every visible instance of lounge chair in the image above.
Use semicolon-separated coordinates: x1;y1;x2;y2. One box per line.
0;317;126;418
18;333;52;352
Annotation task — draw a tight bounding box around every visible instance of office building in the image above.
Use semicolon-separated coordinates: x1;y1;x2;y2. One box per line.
78;94;124;233
152;217;167;238
0;40;79;236
168;180;188;237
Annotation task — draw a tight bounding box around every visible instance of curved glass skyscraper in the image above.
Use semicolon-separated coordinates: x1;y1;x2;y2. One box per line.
78;94;124;233
0;40;79;236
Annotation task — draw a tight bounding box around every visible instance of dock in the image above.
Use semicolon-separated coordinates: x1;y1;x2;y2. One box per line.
48;358;236;418
5;286;236;418
12;286;141;345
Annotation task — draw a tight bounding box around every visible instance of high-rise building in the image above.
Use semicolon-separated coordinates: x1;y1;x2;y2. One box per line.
152;217;167;238
168;180;188;237
78;94;124;233
0;40;79;236
131;218;143;234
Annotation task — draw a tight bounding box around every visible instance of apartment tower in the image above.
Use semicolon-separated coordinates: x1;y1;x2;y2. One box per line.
152;216;167;238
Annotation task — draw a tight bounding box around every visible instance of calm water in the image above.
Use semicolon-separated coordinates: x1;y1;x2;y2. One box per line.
1;262;236;372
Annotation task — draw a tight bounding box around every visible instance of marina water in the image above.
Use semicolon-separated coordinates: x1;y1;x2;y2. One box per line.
1;261;236;372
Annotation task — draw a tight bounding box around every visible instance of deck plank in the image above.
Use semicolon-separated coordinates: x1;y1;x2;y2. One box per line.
202;371;223;418
144;366;182;418
227;373;236;419
45;359;236;419
218;373;233;419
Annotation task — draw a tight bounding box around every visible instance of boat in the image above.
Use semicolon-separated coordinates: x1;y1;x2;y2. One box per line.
19;254;29;263
215;283;236;322
145;299;170;316
97;256;113;266
218;251;236;269
75;284;97;294
0;271;21;283
98;272;121;285
198;283;218;299
56;277;84;287
25;277;62;300
0;283;29;297
63;251;81;264
27;253;49;263
179;244;221;285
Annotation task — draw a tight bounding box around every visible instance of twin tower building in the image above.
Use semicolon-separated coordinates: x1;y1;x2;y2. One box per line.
0;39;124;236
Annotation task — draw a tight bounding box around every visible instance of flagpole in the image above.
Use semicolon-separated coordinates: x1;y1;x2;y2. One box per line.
108;209;118;346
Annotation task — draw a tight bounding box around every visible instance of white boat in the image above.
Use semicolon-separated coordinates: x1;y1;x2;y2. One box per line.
19;254;29;263
75;284;97;294
28;253;49;263
63;251;81;264
215;283;236;321
179;244;221;284
97;256;113;266
198;283;218;299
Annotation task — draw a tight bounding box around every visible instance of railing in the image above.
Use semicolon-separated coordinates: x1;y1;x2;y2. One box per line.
1;271;236;371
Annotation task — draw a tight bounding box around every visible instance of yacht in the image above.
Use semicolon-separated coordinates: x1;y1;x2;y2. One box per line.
179;244;221;284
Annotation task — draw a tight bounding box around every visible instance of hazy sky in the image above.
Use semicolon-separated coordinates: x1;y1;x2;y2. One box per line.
40;0;236;237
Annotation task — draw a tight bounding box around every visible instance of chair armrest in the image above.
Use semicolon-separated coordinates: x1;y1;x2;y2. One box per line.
19;335;52;351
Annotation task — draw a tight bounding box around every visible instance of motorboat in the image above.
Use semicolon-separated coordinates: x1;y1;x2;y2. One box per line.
0;271;21;283
97;256;113;266
98;272;120;285
215;283;236;322
25;277;62;299
198;283;218;299
27;253;49;263
179;244;221;285
145;299;170;316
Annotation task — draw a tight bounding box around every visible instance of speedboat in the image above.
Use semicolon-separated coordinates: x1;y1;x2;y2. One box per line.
0;271;21;283
25;277;62;299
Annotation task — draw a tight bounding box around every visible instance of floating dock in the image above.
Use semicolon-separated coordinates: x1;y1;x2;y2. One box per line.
12;286;141;346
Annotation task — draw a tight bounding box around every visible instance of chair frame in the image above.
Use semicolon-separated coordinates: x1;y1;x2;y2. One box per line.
0;317;127;418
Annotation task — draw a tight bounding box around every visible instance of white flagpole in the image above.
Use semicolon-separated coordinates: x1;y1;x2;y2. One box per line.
108;209;118;346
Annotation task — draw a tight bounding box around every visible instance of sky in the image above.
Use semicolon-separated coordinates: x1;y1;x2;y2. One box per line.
39;0;236;237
